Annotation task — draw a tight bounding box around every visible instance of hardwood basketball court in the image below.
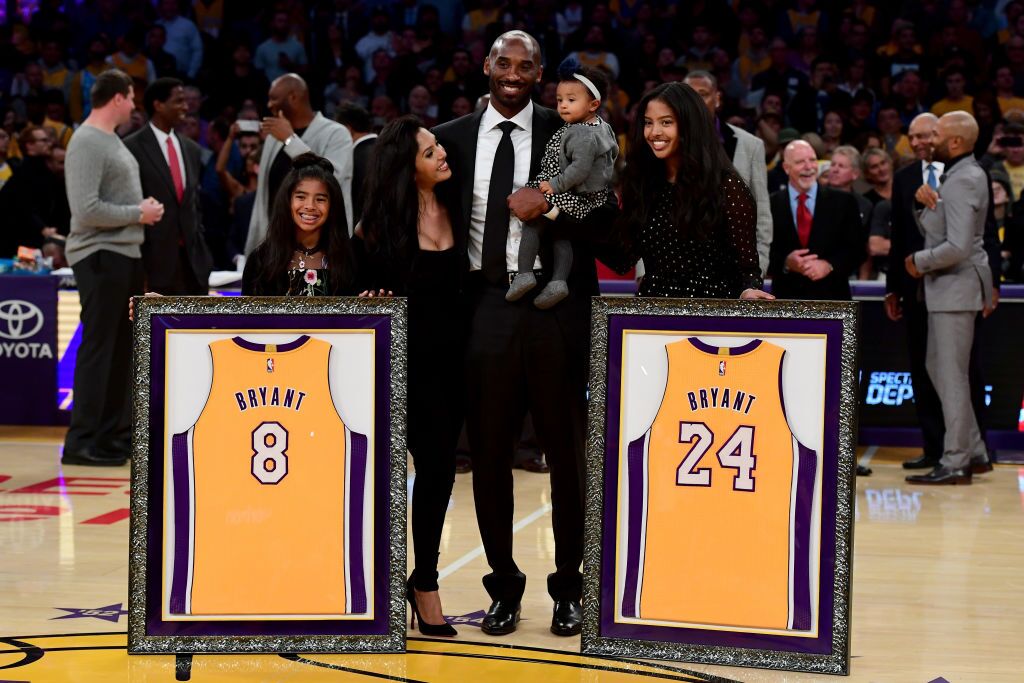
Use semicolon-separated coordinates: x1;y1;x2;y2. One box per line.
1;427;1021;681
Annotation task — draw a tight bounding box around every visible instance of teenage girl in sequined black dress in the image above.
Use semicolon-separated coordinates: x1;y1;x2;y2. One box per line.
616;82;774;300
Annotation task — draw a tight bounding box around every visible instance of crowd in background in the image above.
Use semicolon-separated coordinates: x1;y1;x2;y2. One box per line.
1;0;1024;279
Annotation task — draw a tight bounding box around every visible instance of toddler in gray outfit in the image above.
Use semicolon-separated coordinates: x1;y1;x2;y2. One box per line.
507;61;618;308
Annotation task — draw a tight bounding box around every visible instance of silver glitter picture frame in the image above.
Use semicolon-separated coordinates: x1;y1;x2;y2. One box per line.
581;297;858;675
127;296;408;654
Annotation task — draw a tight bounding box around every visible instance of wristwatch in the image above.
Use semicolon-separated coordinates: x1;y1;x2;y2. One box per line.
283;134;294;147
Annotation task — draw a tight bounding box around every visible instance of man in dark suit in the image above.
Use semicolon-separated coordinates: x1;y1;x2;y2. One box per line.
125;77;212;294
433;30;613;638
888;112;1002;471
768;140;865;301
335;102;377;227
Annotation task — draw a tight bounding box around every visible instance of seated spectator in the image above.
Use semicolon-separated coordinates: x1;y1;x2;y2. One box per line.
156;0;202;80
107;28;157;85
992;122;1024;203
144;24;180;79
992;167;1024;281
788;56;850;134
822;110;845;157
37;37;74;94
568;25;621;79
254;10;308;83
0;130;69;256
69;35;112;122
877;101;914;167
752;37;808;102
994;65;1024;116
876;20;926;87
356;8;396;83
931;66;973;116
892;69;926;128
407;84;437;128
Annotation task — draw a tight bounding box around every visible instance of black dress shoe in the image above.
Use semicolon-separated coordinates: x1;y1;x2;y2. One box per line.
906;466;971;485
551;599;582;636
903;454;940;470
61;447;128;467
481;600;520;636
970;457;993;474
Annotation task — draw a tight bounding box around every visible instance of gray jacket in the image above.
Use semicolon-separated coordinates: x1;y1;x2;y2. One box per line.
245;112;354;255
728;124;772;277
913;154;993;312
547;119;618;195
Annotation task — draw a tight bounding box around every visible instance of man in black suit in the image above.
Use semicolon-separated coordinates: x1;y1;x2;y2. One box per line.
433;30;612;638
887;112;1002;471
125;77;212;294
768;140;865;301
335;102;377;227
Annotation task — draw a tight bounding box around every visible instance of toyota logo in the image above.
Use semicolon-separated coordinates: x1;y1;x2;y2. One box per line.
0;300;45;340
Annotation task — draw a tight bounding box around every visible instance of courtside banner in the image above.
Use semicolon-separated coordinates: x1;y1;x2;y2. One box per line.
127;296;407;654
0;275;59;425
582;297;858;675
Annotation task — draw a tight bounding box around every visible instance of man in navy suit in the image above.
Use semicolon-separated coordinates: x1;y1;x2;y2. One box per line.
434;31;614;638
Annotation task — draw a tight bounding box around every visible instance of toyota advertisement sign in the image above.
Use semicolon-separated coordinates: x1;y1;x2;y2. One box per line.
0;276;58;424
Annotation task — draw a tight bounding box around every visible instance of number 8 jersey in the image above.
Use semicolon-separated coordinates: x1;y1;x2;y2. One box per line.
167;335;368;617
620;337;817;632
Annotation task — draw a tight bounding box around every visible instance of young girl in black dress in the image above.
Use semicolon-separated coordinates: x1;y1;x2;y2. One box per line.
356;116;467;636
617;82;773;300
242;153;358;296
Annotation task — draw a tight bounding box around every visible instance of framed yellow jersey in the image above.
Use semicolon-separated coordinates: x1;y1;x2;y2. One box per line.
128;296;408;655
582;298;858;676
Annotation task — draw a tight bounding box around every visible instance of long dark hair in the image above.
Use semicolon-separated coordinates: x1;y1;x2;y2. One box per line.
360;115;428;275
621;82;733;240
251;153;354;294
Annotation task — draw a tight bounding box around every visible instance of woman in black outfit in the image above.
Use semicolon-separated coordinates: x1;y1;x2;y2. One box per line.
355;116;466;636
242;153;357;296
617;82;774;300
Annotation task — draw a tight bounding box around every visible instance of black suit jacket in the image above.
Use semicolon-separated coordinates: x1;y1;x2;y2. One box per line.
768;185;864;300
125;126;213;292
888;160;1002;304
432;104;614;365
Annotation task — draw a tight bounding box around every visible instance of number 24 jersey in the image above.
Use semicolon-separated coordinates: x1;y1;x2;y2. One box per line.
619;337;818;632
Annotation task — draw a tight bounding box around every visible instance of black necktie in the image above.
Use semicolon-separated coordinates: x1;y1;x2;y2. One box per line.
482;120;517;284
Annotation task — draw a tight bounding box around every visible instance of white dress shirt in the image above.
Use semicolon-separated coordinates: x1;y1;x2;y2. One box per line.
921;159;944;187
470;100;541;271
149;123;188;190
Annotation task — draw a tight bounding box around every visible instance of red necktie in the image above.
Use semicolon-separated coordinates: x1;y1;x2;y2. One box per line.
166;135;184;203
797;192;812;248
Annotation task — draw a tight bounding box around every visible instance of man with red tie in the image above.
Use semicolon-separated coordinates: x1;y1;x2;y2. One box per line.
125;77;213;294
768;139;865;301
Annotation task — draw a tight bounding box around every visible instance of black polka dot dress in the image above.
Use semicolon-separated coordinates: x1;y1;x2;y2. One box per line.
635;173;763;298
528;121;611;220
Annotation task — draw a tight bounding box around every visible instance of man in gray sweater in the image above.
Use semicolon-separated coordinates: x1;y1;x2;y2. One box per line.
64;69;164;467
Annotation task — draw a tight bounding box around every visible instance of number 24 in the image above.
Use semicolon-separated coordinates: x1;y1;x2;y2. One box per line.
676;422;757;491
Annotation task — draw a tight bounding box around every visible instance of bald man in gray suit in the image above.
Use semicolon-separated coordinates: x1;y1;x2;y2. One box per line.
905;111;993;485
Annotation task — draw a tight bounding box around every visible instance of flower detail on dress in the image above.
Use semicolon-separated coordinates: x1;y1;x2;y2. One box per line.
304;269;318;284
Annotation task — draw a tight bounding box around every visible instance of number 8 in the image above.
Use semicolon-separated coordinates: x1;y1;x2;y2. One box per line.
252;421;288;485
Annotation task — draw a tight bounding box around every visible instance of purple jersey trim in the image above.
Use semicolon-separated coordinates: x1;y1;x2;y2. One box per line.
169;430;191;614
348;430;369;614
687;337;762;356
230;335;311;352
791;441;817;631
621;434;647;619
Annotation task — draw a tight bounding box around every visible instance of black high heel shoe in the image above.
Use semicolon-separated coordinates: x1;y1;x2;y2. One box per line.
406;576;457;637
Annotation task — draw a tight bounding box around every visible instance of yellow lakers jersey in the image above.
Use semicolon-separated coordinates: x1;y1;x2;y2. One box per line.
167;335;368;616
619;337;817;631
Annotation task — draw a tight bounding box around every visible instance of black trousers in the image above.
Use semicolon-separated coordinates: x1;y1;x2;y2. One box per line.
905;299;988;460
465;278;586;604
407;298;465;592
65;251;144;456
